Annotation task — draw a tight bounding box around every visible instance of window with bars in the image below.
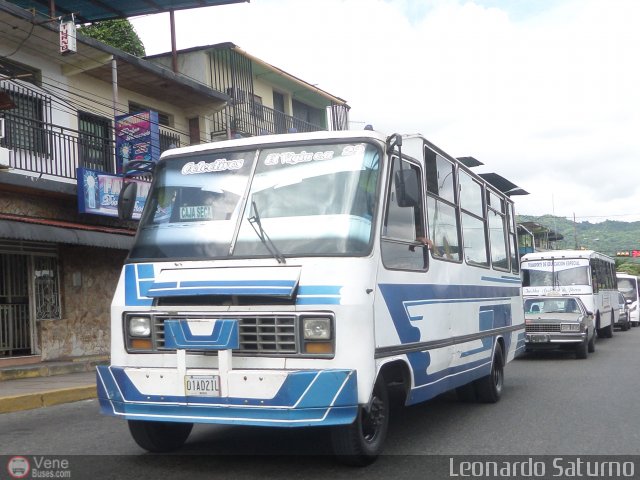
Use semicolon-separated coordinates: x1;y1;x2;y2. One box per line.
78;111;112;172
33;256;61;320
3;89;48;155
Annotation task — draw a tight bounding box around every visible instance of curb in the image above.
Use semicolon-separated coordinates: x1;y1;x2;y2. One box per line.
0;385;97;414
0;360;107;382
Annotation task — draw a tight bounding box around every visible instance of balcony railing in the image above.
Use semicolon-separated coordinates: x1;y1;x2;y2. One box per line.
211;101;326;138
0;111;182;181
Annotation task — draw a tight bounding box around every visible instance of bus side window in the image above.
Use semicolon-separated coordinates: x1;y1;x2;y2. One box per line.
381;157;427;271
425;150;461;262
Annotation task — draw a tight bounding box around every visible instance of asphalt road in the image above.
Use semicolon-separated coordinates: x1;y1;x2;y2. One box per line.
1;326;639;479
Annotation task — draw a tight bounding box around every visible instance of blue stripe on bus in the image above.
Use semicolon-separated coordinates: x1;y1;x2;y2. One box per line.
378;283;518;397
96;366;358;427
164;319;239;350
481;275;522;284
124;265;342;303
125;264;153;306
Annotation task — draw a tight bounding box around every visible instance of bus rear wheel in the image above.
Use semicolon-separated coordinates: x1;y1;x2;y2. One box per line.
128;420;193;453
331;376;389;466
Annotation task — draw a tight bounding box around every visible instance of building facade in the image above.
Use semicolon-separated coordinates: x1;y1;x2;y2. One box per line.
0;2;350;364
145;42;350;140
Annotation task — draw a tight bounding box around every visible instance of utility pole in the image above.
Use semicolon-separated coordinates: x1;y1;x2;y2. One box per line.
574;212;578;249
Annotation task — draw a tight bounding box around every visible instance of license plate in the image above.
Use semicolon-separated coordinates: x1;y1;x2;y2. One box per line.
185;375;220;396
528;334;549;343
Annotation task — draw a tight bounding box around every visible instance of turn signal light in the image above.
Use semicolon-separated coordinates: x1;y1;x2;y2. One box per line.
130;339;153;350
304;342;333;354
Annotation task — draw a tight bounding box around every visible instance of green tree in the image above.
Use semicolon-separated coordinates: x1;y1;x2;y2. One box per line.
79;19;146;57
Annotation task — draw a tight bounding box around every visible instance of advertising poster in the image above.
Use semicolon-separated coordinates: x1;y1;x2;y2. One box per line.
77;168;150;220
115;111;160;174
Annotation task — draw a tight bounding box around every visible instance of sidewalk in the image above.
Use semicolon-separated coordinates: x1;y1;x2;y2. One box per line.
0;357;104;414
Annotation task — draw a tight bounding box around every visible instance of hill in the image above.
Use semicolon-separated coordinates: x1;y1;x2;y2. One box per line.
516;214;640;258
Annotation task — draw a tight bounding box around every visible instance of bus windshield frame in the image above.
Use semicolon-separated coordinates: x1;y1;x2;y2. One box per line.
128;141;381;261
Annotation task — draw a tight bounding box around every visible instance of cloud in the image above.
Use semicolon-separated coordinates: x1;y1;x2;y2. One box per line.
131;0;640;221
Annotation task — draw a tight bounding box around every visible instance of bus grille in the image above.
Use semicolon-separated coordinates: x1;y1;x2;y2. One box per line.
525;324;561;333
153;315;298;354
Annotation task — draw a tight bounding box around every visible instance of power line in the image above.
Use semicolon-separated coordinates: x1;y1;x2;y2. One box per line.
0;17;224;144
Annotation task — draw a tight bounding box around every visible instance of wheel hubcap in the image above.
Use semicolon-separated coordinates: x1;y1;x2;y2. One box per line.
362;395;385;442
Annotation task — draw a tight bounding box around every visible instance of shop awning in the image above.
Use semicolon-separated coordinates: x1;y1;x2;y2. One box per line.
0;216;135;250
4;0;249;24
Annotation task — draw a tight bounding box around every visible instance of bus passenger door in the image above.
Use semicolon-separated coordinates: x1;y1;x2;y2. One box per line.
376;155;453;393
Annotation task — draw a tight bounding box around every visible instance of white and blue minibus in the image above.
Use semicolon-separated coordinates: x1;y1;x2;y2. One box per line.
521;250;618;338
97;129;525;465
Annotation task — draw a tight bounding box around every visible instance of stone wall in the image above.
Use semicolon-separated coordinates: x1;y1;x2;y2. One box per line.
1;190;135;360
38;245;128;360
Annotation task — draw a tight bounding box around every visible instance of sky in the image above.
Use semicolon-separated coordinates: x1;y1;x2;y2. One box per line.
130;0;640;223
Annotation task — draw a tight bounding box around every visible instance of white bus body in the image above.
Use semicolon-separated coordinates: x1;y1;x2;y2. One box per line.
616;273;640;327
97;130;525;464
521;250;618;338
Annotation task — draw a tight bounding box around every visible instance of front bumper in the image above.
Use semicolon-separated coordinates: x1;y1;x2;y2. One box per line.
525;331;586;346
96;365;358;427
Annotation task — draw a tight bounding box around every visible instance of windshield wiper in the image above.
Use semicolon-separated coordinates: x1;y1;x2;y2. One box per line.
248;201;286;264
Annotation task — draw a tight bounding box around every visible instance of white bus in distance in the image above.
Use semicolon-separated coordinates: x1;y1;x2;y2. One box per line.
616;273;640;328
97;129;525;465
521;250;618;338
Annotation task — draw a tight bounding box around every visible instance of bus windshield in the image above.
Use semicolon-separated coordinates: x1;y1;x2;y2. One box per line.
617;278;638;302
521;258;591;288
522;265;590;287
129;142;381;260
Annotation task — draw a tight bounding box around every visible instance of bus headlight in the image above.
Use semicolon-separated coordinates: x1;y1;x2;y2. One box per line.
303;318;331;340
128;316;151;337
302;317;333;355
125;315;153;351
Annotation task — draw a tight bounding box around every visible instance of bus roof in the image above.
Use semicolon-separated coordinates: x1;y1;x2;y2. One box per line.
521;249;614;262
160;130;389;160
616;272;639;278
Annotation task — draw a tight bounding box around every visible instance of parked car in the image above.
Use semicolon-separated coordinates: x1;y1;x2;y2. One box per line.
615;291;631;331
524;294;596;359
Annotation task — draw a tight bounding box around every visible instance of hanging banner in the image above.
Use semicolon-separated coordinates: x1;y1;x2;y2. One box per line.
60;20;77;55
115;111;160;174
77;168;150;219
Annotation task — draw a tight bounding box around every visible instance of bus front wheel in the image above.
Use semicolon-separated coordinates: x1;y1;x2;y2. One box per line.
128;420;193;453
473;343;504;403
331;376;389;466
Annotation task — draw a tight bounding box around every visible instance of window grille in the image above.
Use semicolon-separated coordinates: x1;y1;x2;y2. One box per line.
34;256;61;320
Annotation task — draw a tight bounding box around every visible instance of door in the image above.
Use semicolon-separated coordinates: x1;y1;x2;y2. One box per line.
0;253;31;357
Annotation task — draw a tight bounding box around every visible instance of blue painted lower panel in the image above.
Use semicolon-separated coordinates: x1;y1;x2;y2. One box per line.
96;366;358;428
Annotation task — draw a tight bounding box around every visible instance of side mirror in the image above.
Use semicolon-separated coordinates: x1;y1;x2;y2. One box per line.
118;181;138;220
395;169;420;208
586;310;593;317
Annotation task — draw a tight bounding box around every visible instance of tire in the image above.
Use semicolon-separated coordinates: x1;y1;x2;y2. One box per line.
128;420;193;453
331;375;390;466
473;343;504;404
575;337;588;359
587;330;596;353
600;319;614;339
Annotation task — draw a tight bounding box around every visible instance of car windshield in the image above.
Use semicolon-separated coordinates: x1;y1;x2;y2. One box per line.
524;298;581;314
129;142;381;260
